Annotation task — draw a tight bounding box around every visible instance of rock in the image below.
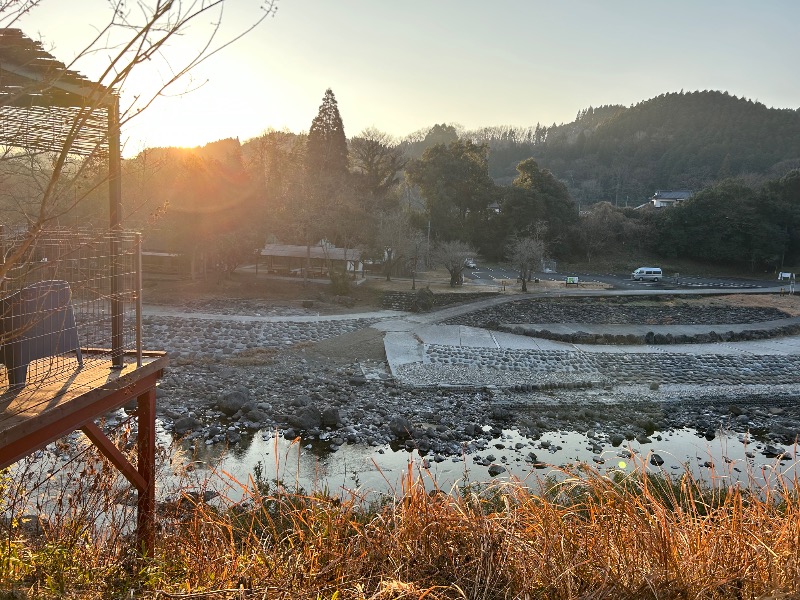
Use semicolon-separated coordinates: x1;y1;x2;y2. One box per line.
525;452;540;465
389;417;413;439
173;416;201;435
321;407;342;428
609;433;625;447
217;388;250;416
490;406;513;420
289;405;323;431
762;445;788;459
487;464;506;476
650;454;665;466
290;395;310;408
247;409;268;423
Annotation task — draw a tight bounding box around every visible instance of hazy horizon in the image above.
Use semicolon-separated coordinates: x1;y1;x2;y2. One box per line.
14;1;800;156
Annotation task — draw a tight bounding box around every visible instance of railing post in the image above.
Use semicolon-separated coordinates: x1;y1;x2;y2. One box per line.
135;232;142;368
109;94;123;368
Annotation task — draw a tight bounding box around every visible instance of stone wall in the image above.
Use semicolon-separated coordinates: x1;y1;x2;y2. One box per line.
382;290;500;312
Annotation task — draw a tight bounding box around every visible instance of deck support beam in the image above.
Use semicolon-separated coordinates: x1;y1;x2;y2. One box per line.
1;354;166;557
78;387;156;554
136;387;156;554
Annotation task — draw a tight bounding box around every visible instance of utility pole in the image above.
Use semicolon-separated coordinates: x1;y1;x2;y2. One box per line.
426;218;431;268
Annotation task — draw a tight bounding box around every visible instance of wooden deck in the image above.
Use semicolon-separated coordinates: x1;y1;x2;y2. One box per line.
1;350;167;469
1;350;167;553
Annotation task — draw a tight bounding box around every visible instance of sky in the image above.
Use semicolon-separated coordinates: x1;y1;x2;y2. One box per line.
12;0;800;156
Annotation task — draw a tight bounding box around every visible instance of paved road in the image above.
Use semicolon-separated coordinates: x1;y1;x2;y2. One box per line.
465;266;785;292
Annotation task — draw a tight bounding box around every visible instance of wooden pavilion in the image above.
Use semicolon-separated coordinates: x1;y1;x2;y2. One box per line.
0;29;167;554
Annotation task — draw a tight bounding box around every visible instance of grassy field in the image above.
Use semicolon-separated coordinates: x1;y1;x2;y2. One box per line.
2;452;799;599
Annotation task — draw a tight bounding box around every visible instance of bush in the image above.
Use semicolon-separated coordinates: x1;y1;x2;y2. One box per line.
328;268;351;296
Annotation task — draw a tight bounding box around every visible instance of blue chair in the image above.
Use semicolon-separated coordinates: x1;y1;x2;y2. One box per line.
1;280;83;388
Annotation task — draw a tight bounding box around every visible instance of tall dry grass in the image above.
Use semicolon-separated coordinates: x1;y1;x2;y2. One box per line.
2;439;800;599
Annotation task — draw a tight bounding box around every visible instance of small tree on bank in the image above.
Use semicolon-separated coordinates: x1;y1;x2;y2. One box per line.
431;240;474;287
507;235;546;292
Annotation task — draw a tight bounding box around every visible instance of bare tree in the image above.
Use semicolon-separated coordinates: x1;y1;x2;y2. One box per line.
0;0;277;282
507;235;545;292
406;229;427;290
350;127;406;211
373;210;415;282
431;239;474;287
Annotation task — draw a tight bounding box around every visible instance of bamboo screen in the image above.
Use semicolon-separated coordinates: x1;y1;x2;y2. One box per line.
0;28;110;156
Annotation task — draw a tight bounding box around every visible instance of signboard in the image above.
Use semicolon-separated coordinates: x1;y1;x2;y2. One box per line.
566;276;579;286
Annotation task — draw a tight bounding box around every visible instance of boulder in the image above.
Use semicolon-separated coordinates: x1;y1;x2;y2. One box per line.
289;405;323;431
389;416;413;439
218;388;251;416
173;416;201;436
321;407;342;428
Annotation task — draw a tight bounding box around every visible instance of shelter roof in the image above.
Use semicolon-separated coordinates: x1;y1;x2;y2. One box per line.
261;244;361;261
0;28;112;155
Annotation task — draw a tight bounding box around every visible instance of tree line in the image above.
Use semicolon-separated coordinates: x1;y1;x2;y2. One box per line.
5;88;800;284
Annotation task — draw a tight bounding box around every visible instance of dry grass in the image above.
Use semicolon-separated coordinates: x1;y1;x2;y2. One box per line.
696;293;800;317
225;347;281;367
3;445;800;599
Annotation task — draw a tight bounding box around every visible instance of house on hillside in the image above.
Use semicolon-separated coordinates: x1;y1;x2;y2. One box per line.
257;243;363;278
649;189;693;208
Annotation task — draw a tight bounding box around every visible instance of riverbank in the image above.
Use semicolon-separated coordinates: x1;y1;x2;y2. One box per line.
144;292;800;468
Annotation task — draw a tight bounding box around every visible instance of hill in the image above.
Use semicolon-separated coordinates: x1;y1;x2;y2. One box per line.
463;91;800;203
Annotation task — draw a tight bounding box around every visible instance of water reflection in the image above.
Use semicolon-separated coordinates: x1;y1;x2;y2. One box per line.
166;423;799;501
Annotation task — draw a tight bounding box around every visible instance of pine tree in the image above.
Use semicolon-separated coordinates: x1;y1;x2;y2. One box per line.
306;88;348;178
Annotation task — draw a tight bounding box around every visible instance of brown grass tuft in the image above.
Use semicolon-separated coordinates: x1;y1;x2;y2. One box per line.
3;447;800;599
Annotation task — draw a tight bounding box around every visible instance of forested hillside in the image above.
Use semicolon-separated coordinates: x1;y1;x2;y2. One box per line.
466;91;800;205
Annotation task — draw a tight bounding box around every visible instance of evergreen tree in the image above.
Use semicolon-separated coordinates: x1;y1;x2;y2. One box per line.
306;88;348;178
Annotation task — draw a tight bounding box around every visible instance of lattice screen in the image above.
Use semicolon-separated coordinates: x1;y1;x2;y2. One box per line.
0;229;140;389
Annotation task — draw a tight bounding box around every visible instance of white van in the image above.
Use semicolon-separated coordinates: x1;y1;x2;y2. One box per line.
631;267;662;282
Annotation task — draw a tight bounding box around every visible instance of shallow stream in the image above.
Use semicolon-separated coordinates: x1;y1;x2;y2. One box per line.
166;421;799;501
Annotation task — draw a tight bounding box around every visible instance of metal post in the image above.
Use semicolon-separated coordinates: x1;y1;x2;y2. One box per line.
109;94;123;368
135;232;142;368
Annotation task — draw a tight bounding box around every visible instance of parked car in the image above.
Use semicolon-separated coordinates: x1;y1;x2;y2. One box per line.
464;258;477;269
631;267;662;282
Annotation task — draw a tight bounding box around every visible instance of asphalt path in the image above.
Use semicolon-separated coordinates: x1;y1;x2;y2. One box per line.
464;265;787;292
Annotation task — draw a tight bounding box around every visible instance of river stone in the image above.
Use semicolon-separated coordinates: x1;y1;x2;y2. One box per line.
218;388;251;416
321;407;342;427
173;416;201;435
487;464;506;476
289;405;323;430
389;416;413;439
609;433;625;446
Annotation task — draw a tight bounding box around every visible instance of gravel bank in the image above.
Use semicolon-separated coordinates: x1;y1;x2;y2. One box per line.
143;300;800;461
